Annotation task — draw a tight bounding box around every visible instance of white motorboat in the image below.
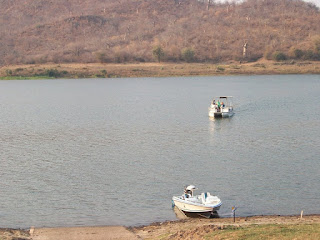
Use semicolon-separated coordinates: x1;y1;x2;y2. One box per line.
172;185;222;218
208;96;234;118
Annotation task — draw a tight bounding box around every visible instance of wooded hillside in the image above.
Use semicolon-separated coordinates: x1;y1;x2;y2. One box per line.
0;0;319;66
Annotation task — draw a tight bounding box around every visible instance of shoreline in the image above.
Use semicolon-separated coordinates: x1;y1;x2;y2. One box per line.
2;214;320;239
0;60;320;80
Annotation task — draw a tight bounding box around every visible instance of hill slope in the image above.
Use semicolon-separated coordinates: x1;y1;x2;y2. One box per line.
0;0;319;66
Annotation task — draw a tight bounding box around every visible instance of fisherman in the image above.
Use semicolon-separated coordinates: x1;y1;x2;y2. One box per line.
184;188;192;198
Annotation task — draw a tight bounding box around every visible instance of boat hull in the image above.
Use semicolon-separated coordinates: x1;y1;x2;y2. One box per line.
181;210;219;218
208;108;234;118
172;196;221;216
210;111;234;118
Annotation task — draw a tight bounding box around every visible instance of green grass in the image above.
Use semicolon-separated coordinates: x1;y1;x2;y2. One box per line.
204;223;320;240
0;75;55;80
158;233;171;240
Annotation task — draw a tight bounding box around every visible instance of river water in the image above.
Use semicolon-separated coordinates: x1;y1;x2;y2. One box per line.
0;75;319;228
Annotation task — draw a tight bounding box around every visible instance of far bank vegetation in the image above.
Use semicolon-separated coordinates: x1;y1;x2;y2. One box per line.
0;0;320;66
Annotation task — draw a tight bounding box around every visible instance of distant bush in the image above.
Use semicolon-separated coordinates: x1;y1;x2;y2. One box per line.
181;48;195;62
25;57;36;64
5;69;12;76
263;47;274;60
288;45;320;61
272;51;287;61
46;69;61;78
15;68;24;72
94;69;108;77
114;51;130;63
293;49;304;59
95;52;108;63
312;37;320;60
152;46;165;63
135;57;146;62
314;36;320;54
303;50;315;60
253;63;266;68
216;66;225;72
247;54;263;62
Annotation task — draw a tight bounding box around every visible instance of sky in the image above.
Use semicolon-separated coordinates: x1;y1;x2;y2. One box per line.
304;0;320;7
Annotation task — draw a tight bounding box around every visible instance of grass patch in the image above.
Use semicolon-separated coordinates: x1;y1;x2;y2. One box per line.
0;68;68;80
230;65;241;69
132;68;144;72
216;66;225;72
15;68;24;72
204;223;320;240
0;76;55;80
252;63;266;68
158;233;171;239
1;61;319;79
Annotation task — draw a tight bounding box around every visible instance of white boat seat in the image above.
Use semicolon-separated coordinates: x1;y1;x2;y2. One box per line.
201;192;208;204
201;192;219;204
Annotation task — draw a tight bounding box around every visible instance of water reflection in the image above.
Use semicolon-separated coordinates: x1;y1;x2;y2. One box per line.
208;117;234;135
208;117;216;135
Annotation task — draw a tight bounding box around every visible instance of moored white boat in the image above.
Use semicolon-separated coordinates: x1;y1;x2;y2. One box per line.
208;96;234;118
172;185;222;218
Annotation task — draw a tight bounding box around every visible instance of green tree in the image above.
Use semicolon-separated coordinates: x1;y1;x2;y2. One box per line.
293;49;304;59
313;37;320;60
152;46;165;63
181;48;195;62
272;51;287;61
5;69;12;76
95;52;107;63
263;46;274;60
314;37;320;53
304;50;315;60
46;69;61;78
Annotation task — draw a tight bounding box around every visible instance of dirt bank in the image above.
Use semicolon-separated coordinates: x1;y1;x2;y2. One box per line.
1;60;319;79
1;215;319;240
131;214;320;239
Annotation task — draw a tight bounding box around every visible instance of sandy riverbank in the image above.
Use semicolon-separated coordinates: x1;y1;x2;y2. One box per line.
1;215;320;240
0;60;320;79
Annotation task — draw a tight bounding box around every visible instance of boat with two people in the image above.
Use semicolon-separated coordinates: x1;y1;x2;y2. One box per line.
172;185;222;218
208;96;234;118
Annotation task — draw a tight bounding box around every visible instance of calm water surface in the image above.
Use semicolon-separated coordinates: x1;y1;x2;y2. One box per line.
0;75;319;228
